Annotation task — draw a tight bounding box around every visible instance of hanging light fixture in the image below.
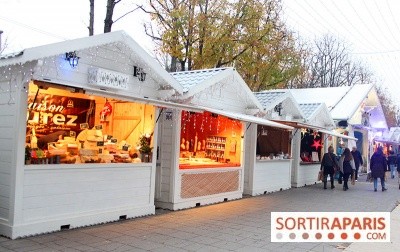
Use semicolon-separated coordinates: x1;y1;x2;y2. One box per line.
65;51;79;68
133;65;146;82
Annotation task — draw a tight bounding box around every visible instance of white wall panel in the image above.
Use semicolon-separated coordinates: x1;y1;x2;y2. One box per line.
22;166;153;222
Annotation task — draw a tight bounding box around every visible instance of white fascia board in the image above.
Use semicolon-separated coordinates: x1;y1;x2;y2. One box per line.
199;106;293;130
85;87;202;112
318;129;358;141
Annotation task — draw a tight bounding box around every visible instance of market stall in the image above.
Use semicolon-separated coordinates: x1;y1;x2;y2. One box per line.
241;90;301;195
285;102;336;187
0;31;186;239
155;67;285;210
289;122;357;187
155;106;292;210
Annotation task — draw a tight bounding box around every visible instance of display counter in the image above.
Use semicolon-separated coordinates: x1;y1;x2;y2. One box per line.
179;157;240;169
244;158;292;196
292;162;322;187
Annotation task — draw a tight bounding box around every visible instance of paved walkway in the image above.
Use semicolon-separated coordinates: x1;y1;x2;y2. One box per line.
0;173;399;252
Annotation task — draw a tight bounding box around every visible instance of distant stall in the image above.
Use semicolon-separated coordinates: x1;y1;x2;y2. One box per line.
290;84;388;174
242;90;301;195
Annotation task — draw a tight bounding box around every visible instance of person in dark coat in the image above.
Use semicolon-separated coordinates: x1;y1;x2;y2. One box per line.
370;147;387;192
339;148;356;191
320;146;339;189
351;146;363;181
387;150;397;179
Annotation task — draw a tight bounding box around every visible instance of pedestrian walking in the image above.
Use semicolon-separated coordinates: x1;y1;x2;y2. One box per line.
351;146;363;181
339;148;355;191
396;152;400;189
387;150;397;179
320;146;339;189
370;147;388;192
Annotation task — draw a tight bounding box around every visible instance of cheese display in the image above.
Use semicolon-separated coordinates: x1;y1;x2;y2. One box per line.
25;83;155;165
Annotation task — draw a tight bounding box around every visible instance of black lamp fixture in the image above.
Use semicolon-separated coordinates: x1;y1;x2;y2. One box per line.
133;66;146;82
65;51;79;68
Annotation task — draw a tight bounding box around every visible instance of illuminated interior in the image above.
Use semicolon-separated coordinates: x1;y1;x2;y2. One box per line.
179;111;243;169
25;81;155;165
300;129;323;163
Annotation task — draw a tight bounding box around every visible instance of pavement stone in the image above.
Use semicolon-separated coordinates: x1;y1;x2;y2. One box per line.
1;173;399;251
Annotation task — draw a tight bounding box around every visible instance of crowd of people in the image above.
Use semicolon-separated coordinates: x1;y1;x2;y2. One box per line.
320;145;399;192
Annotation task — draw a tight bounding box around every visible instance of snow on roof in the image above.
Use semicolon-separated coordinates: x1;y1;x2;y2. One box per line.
254;90;304;119
298;103;323;120
0;30;184;94
289;86;349;109
170;67;263;111
289;84;375;120
254;91;287;107
329;84;374;120
171;68;229;92
298;103;335;128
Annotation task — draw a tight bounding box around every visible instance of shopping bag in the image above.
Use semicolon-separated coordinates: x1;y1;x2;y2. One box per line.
351;172;355;185
318;170;324;181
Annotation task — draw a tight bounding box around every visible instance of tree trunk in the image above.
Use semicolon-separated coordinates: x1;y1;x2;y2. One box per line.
88;0;94;36
104;0;116;33
170;56;177;72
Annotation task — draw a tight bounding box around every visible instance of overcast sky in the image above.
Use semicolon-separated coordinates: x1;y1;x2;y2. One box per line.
1;0;400;105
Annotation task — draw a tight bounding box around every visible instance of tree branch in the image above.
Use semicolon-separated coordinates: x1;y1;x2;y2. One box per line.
114;6;141;23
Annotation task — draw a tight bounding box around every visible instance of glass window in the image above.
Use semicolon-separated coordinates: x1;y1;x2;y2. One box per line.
179;111;243;169
25;81;155;165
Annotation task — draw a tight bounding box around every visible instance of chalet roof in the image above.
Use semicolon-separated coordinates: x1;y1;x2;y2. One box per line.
171;68;228;93
298;103;335;129
170;67;263;112
253;90;304;120
289;84;375;120
0;30;183;94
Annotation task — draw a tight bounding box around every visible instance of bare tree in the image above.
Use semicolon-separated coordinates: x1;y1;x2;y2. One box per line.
301;34;372;88
0;31;8;55
376;85;398;127
104;0;118;33
88;0;95;36
104;0;141;33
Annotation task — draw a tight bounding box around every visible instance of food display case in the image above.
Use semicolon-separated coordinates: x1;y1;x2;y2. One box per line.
25;81;155;165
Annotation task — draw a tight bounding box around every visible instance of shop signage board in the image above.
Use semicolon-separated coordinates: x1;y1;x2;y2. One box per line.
88;67;130;90
27;93;95;148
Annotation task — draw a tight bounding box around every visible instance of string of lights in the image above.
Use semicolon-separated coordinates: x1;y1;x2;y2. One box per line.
282;0;400;105
0;16;69;41
328;0;378;52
